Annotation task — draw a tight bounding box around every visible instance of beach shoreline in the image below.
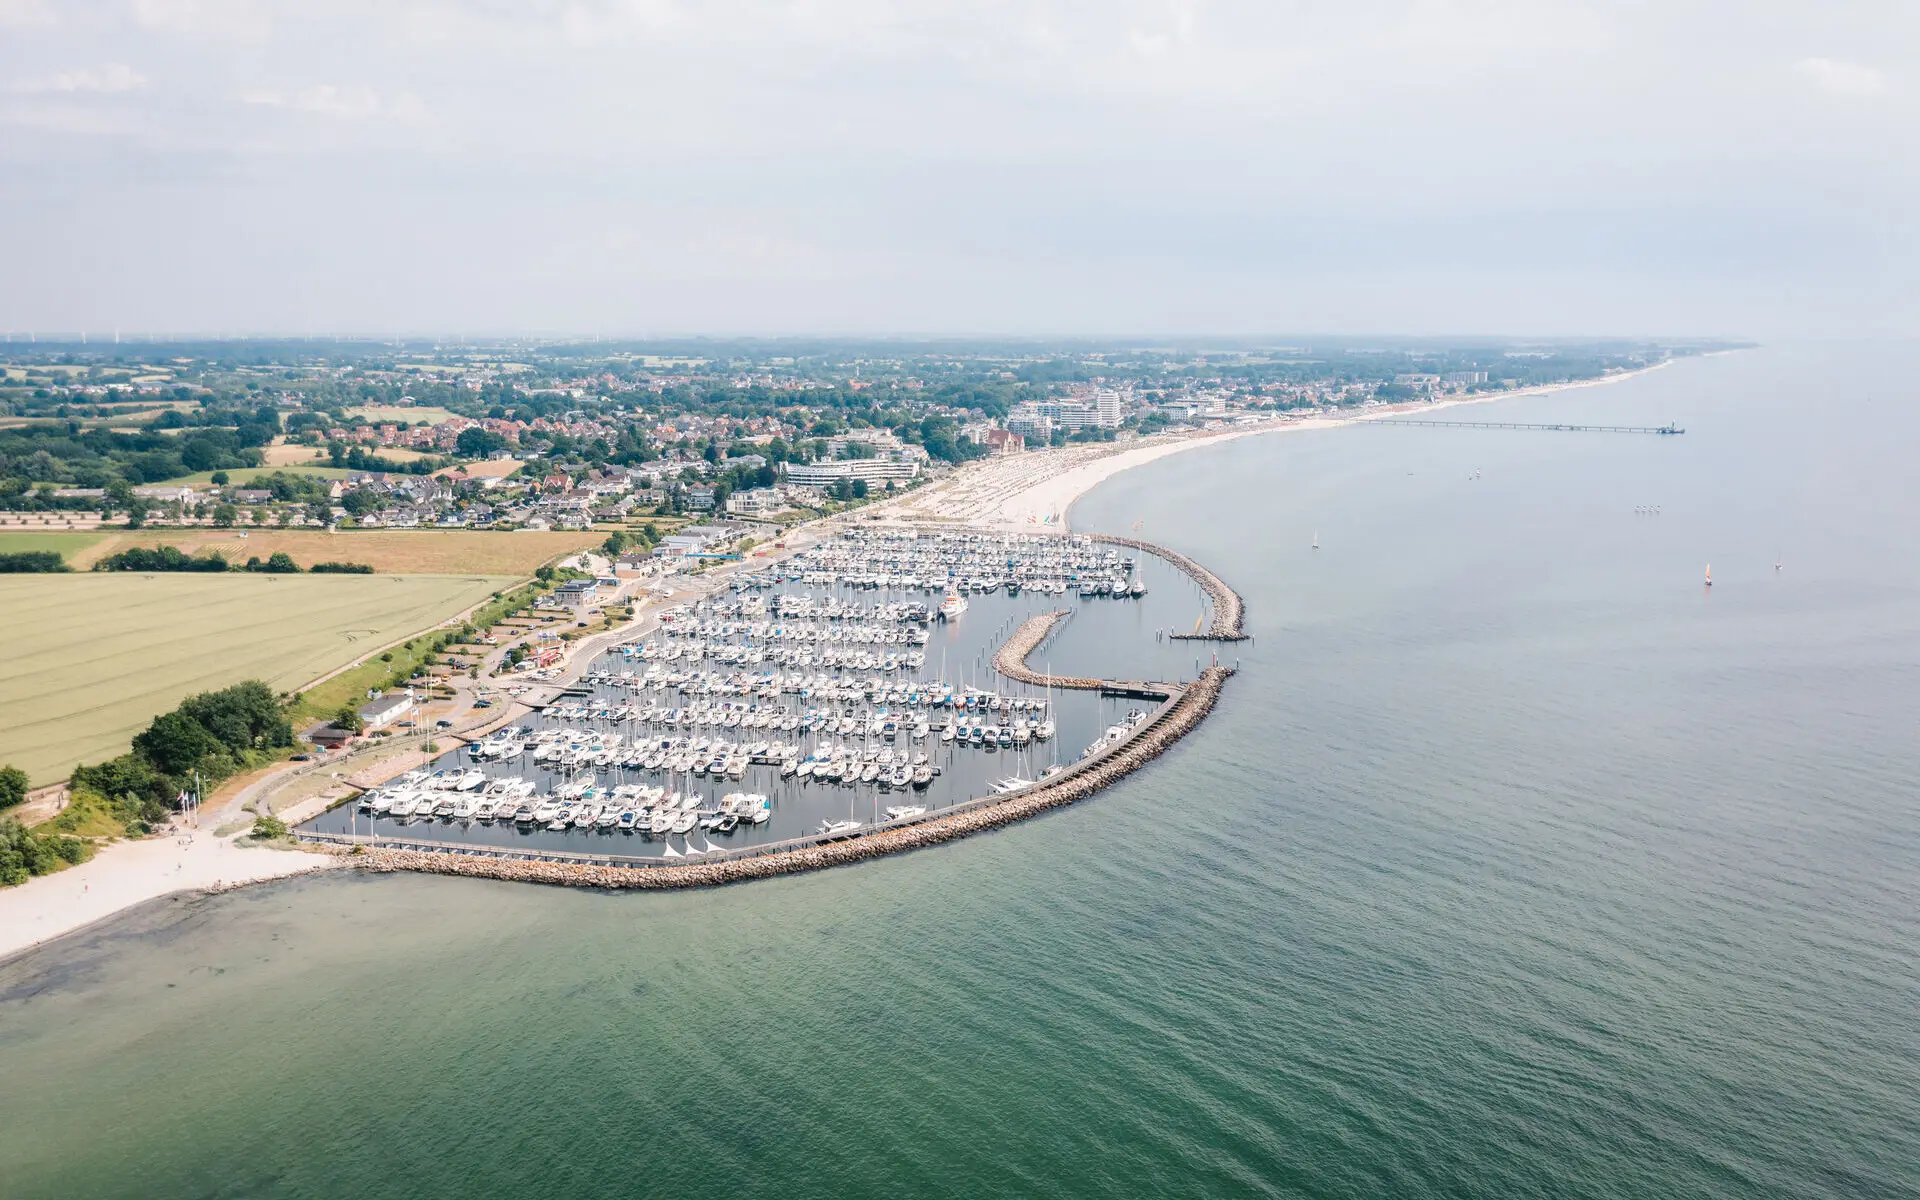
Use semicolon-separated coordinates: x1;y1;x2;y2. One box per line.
973;361;1673;531
0;831;338;965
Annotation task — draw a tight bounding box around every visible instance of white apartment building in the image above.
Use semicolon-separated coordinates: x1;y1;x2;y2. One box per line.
782;459;922;486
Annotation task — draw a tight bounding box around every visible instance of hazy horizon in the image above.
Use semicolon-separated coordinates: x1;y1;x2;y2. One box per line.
3;2;1913;338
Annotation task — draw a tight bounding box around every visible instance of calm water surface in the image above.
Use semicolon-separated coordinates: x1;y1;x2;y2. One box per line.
2;344;1916;1199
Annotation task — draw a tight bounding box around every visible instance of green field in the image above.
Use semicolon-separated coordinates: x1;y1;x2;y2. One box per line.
0;531;107;558
0;573;511;785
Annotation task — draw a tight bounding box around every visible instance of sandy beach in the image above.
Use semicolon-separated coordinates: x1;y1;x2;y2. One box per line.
894;362;1669;531
0;831;336;963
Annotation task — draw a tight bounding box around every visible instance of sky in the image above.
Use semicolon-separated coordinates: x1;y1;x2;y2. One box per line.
0;0;1914;338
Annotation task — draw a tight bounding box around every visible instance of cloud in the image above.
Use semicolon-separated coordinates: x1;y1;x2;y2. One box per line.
1793;57;1889;96
130;0;265;37
10;63;148;94
0;0;58;28
240;84;421;120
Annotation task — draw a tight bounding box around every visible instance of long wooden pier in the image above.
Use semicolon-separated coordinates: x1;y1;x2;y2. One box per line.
1373;419;1684;435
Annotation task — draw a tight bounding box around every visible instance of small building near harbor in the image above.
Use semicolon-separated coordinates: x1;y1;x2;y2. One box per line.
357;692;415;730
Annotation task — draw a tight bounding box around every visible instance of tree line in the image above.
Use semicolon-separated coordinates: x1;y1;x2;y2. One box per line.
0;550;70;573
92;545;372;574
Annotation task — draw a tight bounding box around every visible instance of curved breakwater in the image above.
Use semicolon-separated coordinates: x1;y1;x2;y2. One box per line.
1091;534;1246;640
347;665;1234;889
991;610;1103;690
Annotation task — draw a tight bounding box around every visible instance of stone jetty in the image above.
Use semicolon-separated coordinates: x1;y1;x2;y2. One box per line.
991;610;1103;690
1092;534;1246;640
350;665;1234;890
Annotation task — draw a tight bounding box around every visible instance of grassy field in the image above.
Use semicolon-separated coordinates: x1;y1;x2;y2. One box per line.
346;405;461;425
0;531;107;559
71;529;597;574
0;573;512;785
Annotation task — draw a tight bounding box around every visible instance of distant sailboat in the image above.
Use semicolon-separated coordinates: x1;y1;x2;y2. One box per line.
1704;563;1713;588
1312;531;1319;551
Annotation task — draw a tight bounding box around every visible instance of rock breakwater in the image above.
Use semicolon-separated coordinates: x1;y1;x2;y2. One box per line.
991;610;1103;689
350;666;1234;890
1092;534;1245;640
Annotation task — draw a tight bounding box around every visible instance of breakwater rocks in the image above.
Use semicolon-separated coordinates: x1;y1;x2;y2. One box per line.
992;610;1103;690
350;666;1235;891
1091;534;1246;640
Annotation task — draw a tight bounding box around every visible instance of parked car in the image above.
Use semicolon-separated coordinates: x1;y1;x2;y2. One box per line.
290;754;311;762
436;719;454;728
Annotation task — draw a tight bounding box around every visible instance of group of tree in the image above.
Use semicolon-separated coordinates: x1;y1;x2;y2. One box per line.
0;405;284;506
92;544;370;575
0;550;70;573
69;681;294;830
0;765;27;811
0;816;90;887
94;545;232;572
600;525;662;558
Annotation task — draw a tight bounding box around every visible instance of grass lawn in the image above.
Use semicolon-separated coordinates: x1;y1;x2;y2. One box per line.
72;529;597;574
0;572;512;785
346;405;461;425
0;530;108;558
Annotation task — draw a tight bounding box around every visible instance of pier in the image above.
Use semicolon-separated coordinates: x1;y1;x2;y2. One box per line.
1373;419;1684;435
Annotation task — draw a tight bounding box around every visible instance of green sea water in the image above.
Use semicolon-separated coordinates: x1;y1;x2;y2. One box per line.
2;344;1917;1198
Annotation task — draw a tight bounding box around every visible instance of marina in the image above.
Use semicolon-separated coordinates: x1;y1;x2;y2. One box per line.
298;527;1243;871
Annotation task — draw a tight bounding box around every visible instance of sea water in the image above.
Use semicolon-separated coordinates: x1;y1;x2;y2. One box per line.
2;343;1915;1199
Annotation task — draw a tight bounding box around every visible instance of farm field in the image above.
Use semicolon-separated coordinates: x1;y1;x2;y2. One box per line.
151;465;362;486
70;529;597;574
0;572;511;785
346;405;460;425
437;457;523;479
0;530;106;559
262;443;434;467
